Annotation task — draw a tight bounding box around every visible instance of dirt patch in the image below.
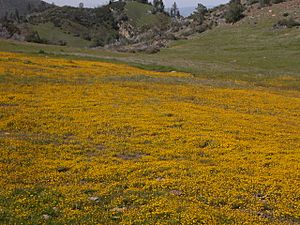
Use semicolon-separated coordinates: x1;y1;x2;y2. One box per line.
116;152;149;161
0;103;18;107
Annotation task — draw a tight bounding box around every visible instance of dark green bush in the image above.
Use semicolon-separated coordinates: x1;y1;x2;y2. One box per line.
25;31;48;44
275;17;300;28
225;1;244;23
259;0;286;7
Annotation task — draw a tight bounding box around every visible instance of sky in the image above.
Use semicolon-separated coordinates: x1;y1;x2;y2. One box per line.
44;0;229;8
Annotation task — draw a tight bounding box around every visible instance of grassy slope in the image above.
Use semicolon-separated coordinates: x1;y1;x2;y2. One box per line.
125;1;170;31
131;2;300;88
0;0;44;17
28;23;91;48
0;1;299;89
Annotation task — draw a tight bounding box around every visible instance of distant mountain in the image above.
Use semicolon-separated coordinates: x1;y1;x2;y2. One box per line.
0;0;51;18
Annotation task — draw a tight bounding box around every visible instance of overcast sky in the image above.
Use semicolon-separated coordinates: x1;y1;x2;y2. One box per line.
44;0;229;8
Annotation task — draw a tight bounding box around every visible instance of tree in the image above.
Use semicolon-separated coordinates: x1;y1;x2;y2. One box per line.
136;0;149;3
15;9;20;23
79;2;84;8
27;3;32;12
4;11;9;21
153;0;165;13
225;0;244;23
170;2;180;18
190;3;207;24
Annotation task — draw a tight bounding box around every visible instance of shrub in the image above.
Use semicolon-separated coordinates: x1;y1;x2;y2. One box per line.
259;0;270;6
274;17;300;28
38;49;46;54
25;31;48;44
190;4;208;25
283;12;289;17
259;0;286;7
247;0;259;5
225;0;244;23
271;0;286;3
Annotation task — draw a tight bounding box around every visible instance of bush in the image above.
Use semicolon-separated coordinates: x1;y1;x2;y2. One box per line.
283;12;289;17
0;22;20;37
38;49;46;54
25;31;48;44
259;0;286;7
274;17;300;28
247;0;259;5
225;1;244;23
190;4;208;25
271;0;286;3
259;0;270;6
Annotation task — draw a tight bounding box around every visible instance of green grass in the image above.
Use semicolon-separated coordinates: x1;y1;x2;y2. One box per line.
0;3;299;89
125;2;170;31
28;22;91;48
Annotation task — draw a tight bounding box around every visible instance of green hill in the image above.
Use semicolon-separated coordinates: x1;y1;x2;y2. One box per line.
24;2;126;47
125;1;170;32
0;0;299;90
0;0;50;18
148;1;300;86
0;1;172;48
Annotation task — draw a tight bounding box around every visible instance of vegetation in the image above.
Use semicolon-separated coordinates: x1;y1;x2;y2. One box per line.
225;0;245;23
0;51;299;224
0;1;299;224
274;17;300;28
125;1;169;32
152;0;165;13
0;0;51;18
0;0;174;48
1;7;300;89
190;4;208;25
26;2;126;47
259;0;286;7
26;23;90;47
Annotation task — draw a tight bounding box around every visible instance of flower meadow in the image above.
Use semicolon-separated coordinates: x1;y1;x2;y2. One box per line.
0;52;299;224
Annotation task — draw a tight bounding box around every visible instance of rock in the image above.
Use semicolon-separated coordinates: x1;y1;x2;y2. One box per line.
170;190;183;196
118;22;135;39
111;207;127;213
42;214;51;220
88;196;99;202
156;177;165;181
57;167;70;172
0;24;11;39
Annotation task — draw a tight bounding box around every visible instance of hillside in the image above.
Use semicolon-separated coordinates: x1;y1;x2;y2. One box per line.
1;0;300;52
124;1;171;32
0;0;299;86
108;0;300;88
0;1;300;224
0;0;51;18
0;1;173;49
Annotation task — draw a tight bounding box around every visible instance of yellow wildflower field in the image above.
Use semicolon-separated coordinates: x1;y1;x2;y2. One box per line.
0;52;299;224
